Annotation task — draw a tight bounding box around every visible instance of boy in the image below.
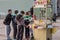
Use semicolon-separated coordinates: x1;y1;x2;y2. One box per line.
3;9;12;40
16;11;25;40
24;11;32;40
12;10;19;40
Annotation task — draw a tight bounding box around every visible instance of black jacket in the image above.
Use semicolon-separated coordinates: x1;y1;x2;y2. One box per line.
3;14;12;25
30;7;33;17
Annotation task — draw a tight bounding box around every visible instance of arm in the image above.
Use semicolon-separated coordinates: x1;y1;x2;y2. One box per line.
3;14;9;24
16;15;21;25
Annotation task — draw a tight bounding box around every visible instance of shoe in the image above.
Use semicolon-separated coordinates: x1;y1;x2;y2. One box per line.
14;39;16;40
7;39;12;40
31;36;34;40
7;37;12;40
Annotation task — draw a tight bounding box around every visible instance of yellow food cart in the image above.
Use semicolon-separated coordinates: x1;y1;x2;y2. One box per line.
32;0;57;40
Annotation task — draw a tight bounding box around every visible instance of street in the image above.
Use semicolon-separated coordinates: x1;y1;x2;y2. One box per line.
52;19;60;40
0;19;13;40
0;19;60;40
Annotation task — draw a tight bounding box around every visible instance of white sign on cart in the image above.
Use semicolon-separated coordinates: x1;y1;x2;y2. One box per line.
34;0;47;8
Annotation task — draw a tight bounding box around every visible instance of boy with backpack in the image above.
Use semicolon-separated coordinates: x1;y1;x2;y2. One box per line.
12;10;19;40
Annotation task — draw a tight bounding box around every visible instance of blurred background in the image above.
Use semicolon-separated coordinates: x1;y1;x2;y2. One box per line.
0;0;33;19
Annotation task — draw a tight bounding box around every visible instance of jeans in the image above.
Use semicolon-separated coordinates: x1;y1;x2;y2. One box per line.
17;25;24;40
12;24;17;39
5;25;11;40
25;26;30;38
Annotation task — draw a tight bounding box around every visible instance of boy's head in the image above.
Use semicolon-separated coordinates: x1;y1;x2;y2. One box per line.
26;11;30;15
28;11;31;15
16;14;23;21
20;11;25;15
14;10;19;14
8;9;12;14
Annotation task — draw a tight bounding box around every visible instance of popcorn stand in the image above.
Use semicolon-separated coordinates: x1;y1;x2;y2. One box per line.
31;0;56;40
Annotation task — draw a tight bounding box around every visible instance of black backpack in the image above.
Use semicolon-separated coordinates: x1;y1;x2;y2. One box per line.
24;19;30;25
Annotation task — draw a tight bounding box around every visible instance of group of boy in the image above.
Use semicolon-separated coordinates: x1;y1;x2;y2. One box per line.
3;9;34;40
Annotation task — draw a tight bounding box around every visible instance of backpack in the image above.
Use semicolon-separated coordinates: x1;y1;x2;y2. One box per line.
12;14;17;24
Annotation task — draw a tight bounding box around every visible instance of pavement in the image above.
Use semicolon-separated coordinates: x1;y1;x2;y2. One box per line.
0;19;60;40
0;19;6;40
52;19;60;40
0;19;13;40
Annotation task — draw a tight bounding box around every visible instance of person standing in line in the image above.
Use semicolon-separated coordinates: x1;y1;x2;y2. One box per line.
23;11;32;40
16;11;25;40
12;10;19;40
3;9;12;40
27;11;34;40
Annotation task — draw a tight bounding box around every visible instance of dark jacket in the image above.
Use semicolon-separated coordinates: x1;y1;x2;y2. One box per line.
16;14;24;25
30;7;33;17
3;14;12;25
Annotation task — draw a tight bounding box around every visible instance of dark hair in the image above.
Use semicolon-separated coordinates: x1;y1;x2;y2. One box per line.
8;9;12;12
26;12;29;15
20;11;25;14
16;14;22;21
15;10;18;14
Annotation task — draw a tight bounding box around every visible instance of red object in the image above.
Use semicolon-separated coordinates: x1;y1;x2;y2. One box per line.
34;26;38;28
33;15;36;20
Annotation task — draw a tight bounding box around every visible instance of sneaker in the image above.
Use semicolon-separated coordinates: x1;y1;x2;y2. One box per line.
14;39;16;40
7;38;12;40
7;37;12;40
31;36;34;40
